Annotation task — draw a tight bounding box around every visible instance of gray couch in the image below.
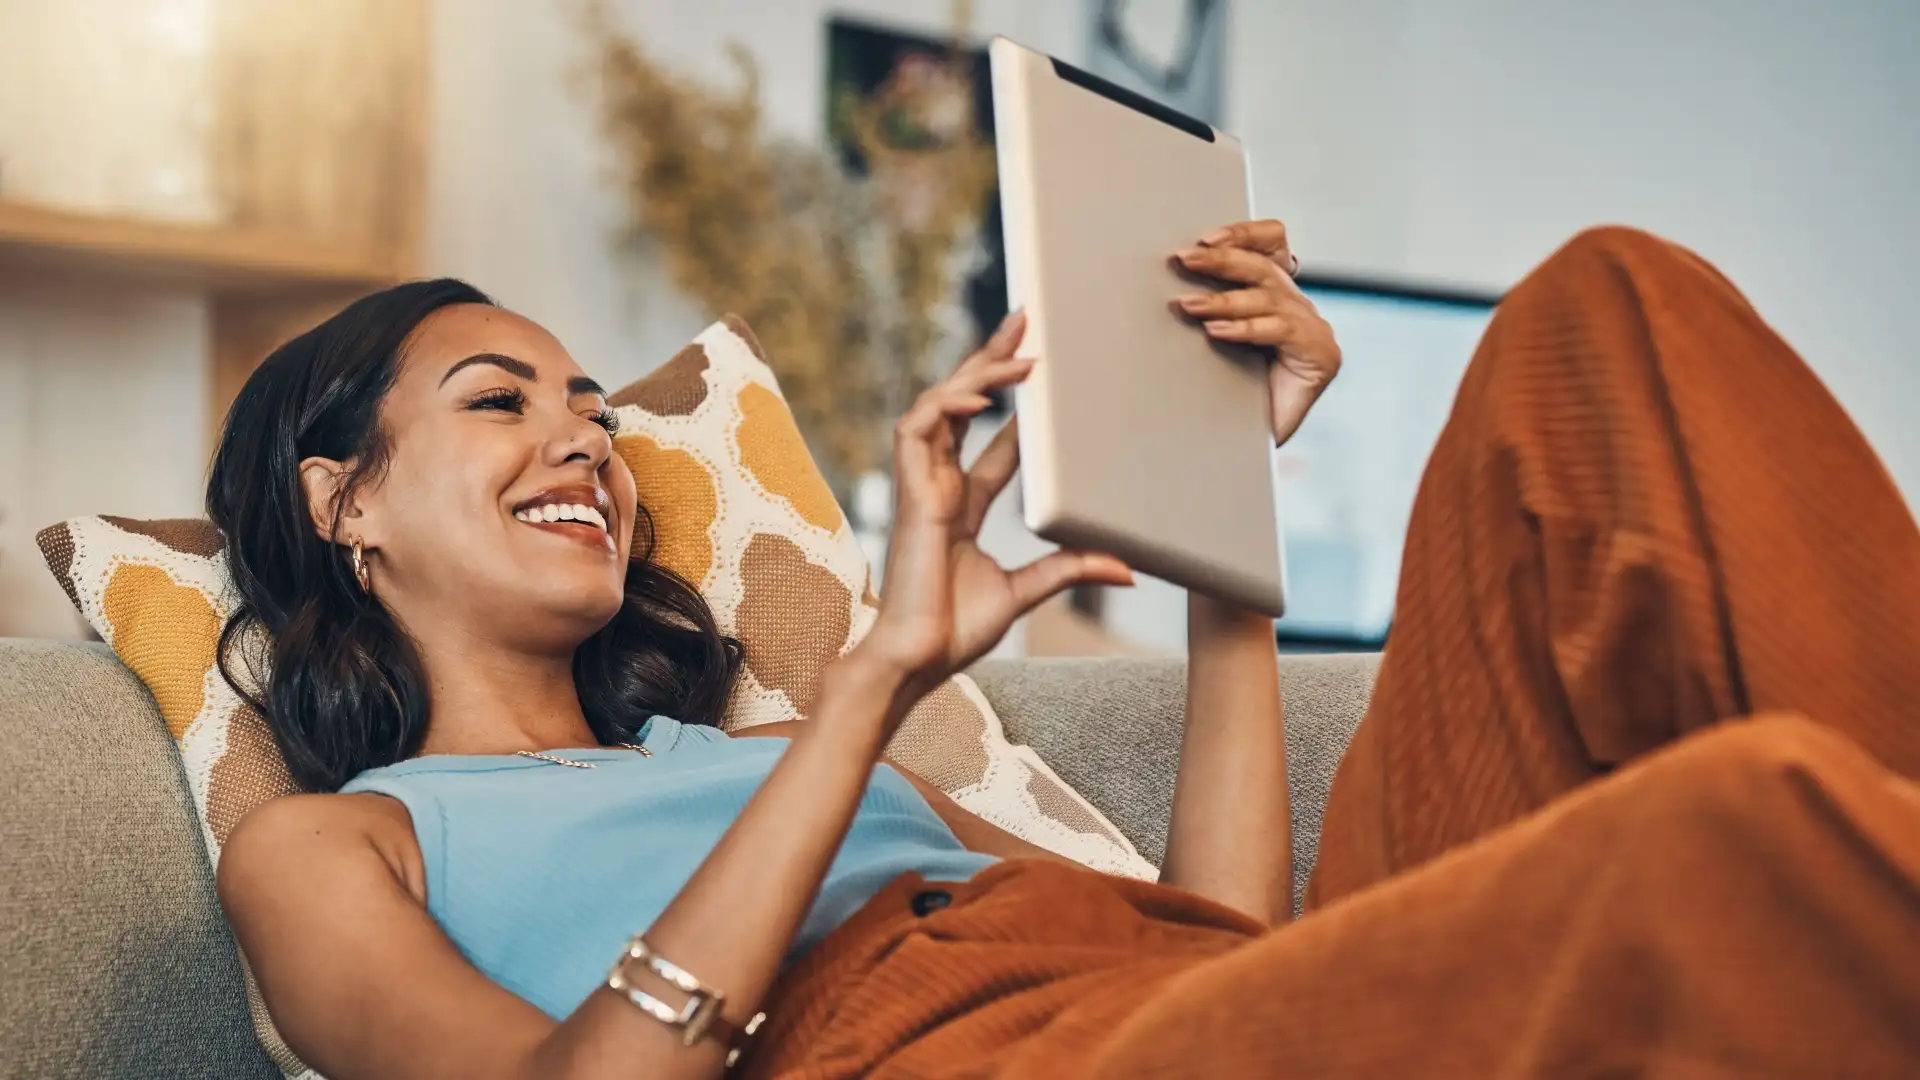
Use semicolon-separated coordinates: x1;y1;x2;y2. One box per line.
0;638;1377;1079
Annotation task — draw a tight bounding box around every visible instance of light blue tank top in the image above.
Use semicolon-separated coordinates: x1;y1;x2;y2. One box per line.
340;715;996;1020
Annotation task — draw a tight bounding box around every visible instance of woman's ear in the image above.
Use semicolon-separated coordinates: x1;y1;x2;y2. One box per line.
298;457;358;542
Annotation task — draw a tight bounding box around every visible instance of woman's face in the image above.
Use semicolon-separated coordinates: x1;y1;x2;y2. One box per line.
304;303;637;655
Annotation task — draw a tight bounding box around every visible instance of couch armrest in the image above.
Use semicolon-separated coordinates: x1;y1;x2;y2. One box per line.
968;652;1379;911
0;639;278;1080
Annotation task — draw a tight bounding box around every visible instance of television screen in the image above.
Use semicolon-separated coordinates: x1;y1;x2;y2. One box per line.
1275;277;1498;645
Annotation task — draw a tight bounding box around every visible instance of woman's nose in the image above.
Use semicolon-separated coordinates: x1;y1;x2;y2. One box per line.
546;414;612;467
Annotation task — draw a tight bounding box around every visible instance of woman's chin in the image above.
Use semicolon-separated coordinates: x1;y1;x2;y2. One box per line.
494;582;626;647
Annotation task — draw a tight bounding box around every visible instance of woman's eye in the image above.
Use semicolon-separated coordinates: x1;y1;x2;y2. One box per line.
468;389;525;414
590;410;621;435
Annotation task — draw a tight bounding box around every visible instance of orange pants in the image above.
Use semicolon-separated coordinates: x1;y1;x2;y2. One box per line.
742;228;1920;1079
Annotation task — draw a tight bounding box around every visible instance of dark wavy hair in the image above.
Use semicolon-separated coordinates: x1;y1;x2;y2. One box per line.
207;278;742;792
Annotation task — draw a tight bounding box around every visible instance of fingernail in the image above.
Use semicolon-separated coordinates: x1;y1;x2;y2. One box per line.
1199;228;1231;245
1176;295;1207;311
1204;320;1237;334
1176;248;1206;262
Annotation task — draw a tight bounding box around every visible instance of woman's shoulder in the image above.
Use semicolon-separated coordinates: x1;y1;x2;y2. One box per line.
226;790;417;850
218;791;427;909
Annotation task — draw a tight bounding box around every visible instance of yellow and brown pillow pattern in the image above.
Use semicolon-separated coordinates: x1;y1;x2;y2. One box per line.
35;515;298;852
37;314;1155;1080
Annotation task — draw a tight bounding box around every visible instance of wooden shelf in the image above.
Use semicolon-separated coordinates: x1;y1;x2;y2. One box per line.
0;199;398;297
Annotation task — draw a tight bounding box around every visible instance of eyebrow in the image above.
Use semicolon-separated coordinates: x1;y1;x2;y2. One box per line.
440;353;533;386
440;353;608;398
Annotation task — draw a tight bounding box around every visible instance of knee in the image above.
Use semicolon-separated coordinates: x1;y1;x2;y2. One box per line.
1512;225;1728;305
1520;225;1677;289
1553;224;1670;263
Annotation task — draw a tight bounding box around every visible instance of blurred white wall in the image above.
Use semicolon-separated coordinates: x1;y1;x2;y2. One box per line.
1231;0;1920;502
0;281;208;636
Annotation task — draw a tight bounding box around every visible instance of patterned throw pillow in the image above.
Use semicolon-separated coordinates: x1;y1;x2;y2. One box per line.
36;315;1154;1080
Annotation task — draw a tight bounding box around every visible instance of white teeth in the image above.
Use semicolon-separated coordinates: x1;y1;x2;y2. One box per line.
514;501;610;533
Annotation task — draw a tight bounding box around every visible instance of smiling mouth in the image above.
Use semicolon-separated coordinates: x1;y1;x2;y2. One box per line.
511;495;618;553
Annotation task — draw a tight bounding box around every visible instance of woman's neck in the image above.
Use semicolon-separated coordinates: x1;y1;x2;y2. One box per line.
410;633;598;758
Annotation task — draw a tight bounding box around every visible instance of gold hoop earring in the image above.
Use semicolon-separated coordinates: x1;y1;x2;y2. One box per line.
350;538;371;593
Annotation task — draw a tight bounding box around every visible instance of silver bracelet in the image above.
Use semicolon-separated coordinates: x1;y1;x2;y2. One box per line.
606;935;765;1068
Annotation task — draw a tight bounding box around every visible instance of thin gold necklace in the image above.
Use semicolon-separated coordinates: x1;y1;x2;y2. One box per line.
515;742;652;769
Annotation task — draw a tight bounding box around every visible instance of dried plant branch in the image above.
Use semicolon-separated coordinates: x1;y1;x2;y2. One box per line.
581;1;997;494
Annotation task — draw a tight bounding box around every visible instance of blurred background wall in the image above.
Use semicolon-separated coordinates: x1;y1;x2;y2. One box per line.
2;0;1915;645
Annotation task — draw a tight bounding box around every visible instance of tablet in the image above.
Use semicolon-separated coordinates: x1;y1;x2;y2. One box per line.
989;37;1286;616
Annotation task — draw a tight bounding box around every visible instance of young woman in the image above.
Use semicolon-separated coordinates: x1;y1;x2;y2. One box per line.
212;220;1920;1080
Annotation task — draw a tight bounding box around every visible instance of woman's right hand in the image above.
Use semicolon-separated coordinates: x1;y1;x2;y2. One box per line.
850;311;1134;703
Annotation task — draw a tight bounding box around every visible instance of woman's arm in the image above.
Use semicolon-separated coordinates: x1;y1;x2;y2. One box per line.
1157;218;1340;925
527;651;920;1078
223;652;919;1080
1158;594;1292;925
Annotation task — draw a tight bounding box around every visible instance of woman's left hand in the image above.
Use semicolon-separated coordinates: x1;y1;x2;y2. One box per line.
1173;219;1342;447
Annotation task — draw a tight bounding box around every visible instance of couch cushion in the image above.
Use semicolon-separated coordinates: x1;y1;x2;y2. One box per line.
969;652;1380;913
0;639;277;1080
